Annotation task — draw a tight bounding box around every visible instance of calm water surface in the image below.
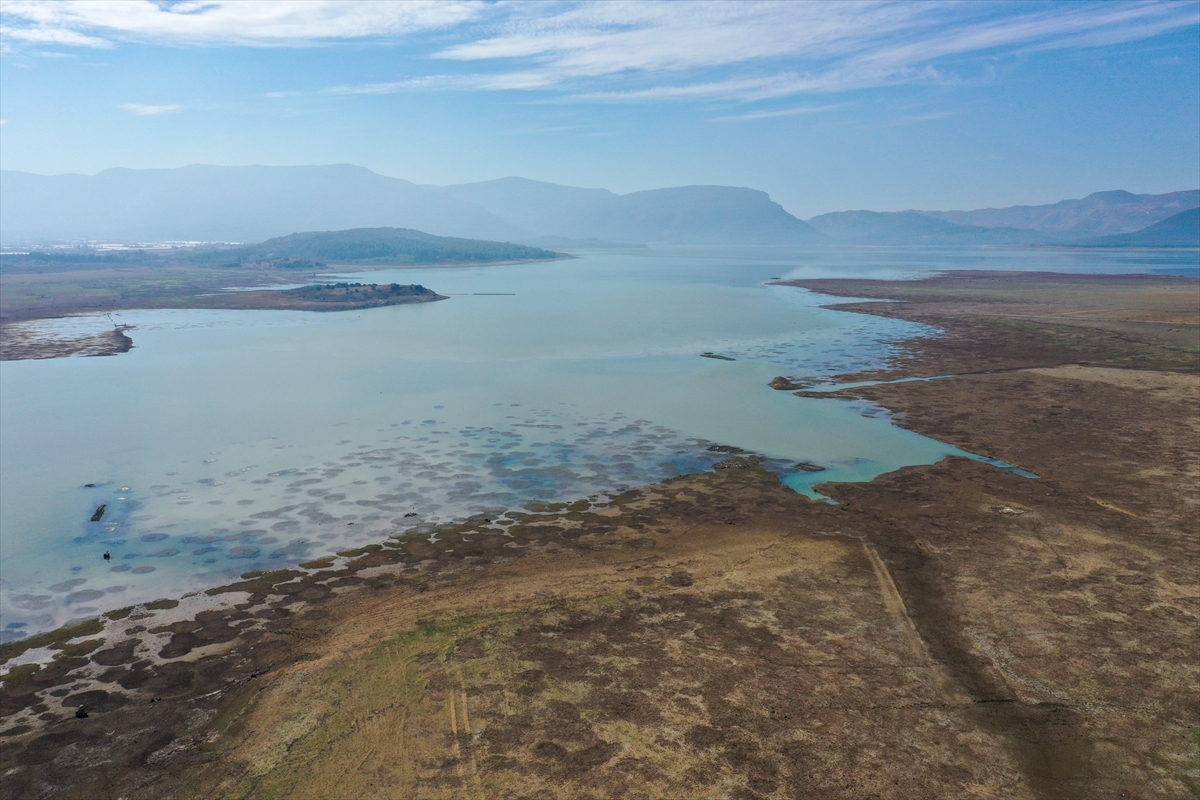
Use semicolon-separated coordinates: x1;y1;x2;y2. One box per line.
2;245;1195;636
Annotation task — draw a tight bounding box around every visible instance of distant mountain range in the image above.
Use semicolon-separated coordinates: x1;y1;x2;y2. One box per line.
918;190;1199;235
1076;207;1200;248
804;211;1052;246
0;165;521;244
0;164;1195;248
806;190;1199;246
0;166;821;247
439;177;819;245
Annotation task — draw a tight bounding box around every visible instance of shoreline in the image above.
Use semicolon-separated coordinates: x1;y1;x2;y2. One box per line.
1;270;1197;798
0;254;571;361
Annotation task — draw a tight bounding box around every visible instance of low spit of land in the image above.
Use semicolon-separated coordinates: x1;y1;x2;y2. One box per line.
0;274;446;361
0;227;563;361
0;271;1197;800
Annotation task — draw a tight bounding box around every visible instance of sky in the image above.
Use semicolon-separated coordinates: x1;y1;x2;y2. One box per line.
0;0;1197;218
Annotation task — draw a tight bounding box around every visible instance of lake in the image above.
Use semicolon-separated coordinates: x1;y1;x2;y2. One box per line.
1;244;1195;638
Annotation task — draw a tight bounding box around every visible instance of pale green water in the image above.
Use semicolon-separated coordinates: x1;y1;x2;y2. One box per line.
2;245;1193;637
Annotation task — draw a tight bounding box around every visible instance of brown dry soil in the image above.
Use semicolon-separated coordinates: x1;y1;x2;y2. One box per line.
1;271;1198;800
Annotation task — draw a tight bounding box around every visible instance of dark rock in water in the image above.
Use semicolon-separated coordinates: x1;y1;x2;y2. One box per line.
713;459;752;471
795;462;826;472
75;706;88;719
701;352;736;361
84;483;95;488
103;552;111;561
769;376;804;390
707;444;750;454
90;504;107;522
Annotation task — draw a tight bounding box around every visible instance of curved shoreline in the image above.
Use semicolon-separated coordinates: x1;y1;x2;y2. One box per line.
0;254;571;361
1;271;1197;799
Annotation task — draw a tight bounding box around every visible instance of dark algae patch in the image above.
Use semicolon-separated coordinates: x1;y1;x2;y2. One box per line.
0;619;104;665
89;504;106;522
1;272;1195;799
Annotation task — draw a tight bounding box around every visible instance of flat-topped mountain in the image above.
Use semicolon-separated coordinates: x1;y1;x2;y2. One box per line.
440;177;823;245
1;166;821;247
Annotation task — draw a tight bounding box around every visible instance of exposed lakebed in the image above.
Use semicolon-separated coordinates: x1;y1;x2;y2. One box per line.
2;245;1188;637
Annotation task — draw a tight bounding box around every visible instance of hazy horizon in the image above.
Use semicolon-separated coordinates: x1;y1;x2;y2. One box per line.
1;1;1198;219
3;161;1198;219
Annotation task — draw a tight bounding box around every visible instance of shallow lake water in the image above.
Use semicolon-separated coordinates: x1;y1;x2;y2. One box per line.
1;245;1195;637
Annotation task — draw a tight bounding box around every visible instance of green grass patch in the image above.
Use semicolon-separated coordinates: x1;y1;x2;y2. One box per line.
0;618;104;664
336;544;383;558
57;638;105;659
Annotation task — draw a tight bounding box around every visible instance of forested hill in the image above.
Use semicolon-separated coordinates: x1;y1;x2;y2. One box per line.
219;228;563;266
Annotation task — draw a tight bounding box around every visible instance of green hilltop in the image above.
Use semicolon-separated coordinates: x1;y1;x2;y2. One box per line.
220;227;564;267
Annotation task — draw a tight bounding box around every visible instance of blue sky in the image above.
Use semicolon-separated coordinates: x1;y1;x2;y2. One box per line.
1;0;1197;218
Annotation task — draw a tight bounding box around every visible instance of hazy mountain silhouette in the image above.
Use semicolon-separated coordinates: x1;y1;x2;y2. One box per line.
2;165;1194;248
440;177;823;244
1077;207;1200;247
0;165;522;244
918;190;1199;236
804;210;1050;245
1;167;821;246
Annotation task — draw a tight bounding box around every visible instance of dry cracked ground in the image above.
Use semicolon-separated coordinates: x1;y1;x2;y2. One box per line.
1;271;1197;799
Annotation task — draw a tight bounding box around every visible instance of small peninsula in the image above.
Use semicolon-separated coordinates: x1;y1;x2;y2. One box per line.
191;282;447;312
0;228;562;361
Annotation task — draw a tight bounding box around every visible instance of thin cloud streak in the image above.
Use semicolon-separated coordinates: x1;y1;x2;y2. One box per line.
121;103;182;115
712;103;850;123
1;1;482;47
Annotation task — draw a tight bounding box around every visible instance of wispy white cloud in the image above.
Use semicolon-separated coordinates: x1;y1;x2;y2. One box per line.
0;21;113;48
905;110;958;123
121;103;182;115
713;103;850;123
0;1;482;47
326;71;556;95
3;0;1197;110
435;1;1198;103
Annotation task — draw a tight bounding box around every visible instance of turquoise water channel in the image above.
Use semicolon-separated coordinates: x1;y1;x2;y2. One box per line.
2;245;1192;637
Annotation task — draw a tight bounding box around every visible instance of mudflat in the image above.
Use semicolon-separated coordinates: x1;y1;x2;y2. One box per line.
1;271;1197;799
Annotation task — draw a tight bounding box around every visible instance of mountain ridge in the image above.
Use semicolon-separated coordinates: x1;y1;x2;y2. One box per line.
0;166;822;247
913;189;1199;235
1;164;1195;248
1076;207;1200;248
